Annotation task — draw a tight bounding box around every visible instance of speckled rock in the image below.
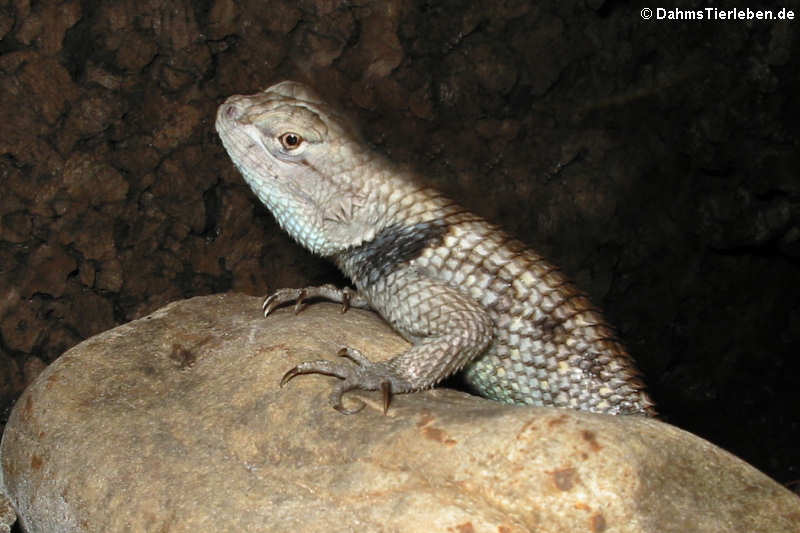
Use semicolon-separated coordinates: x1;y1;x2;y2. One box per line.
1;294;798;532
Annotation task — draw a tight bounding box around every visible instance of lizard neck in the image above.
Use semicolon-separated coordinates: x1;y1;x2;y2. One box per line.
302;154;451;258
329;159;465;285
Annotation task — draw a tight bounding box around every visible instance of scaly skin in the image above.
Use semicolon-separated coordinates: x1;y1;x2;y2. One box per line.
216;81;655;416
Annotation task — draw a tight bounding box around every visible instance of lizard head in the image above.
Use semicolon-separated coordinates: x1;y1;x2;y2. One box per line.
216;81;383;256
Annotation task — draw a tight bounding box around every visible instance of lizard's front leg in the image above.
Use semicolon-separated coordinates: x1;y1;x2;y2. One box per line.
280;275;494;414
262;284;371;316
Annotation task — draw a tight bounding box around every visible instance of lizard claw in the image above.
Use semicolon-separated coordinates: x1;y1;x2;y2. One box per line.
381;381;392;414
279;347;406;415
263;288;306;317
262;285;368;317
279;366;302;387
261;287;311;316
293;289;308;314
332;390;366;415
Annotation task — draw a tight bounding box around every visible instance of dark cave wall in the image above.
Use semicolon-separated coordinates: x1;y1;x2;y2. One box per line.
0;0;798;485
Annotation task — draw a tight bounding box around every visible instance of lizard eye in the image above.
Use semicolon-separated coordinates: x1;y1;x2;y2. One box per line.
278;132;303;150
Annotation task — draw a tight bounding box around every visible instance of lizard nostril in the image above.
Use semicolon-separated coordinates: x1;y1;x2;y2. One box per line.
224;104;239;119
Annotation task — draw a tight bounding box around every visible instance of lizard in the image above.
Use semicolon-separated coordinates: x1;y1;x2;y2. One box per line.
215;80;655;416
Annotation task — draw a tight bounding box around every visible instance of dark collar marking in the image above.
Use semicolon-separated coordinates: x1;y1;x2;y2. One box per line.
339;220;449;285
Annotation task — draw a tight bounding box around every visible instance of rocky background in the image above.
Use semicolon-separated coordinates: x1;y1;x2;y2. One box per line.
0;0;797;493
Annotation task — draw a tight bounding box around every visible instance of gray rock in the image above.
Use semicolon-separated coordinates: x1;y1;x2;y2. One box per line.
1;294;798;532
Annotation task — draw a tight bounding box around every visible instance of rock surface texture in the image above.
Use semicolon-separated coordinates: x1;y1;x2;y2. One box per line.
1;294;798;532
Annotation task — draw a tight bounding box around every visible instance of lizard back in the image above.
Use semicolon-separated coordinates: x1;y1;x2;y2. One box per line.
333;189;655;415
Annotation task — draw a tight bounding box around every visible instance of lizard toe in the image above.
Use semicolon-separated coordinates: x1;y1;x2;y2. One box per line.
262;288;305;317
280;352;408;414
331;384;366;414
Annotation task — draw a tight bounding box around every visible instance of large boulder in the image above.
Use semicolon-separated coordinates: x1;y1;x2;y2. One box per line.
1;293;798;532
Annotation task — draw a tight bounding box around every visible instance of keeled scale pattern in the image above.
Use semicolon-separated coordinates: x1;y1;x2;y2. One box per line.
335;189;655;416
